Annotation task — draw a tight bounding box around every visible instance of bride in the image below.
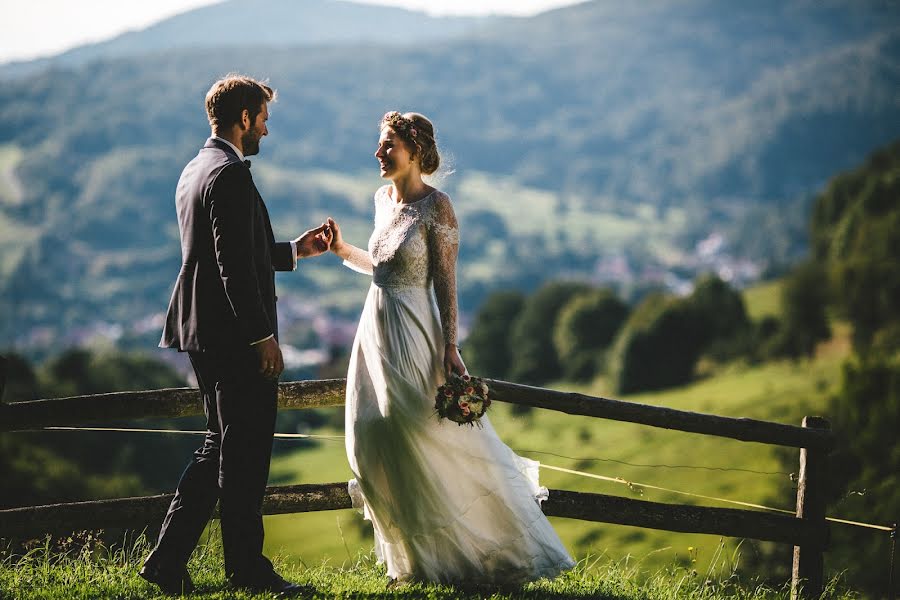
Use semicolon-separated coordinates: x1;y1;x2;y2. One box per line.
326;111;574;585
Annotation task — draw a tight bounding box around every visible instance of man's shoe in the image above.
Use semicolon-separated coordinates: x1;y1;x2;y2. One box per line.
139;561;195;596
232;572;309;597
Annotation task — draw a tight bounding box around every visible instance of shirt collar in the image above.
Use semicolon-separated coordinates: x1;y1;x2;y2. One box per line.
211;136;244;162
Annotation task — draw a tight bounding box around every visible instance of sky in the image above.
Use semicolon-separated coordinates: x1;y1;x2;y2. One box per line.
2;0;586;64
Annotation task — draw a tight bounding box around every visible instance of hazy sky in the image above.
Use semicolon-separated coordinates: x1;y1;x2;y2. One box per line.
2;0;586;64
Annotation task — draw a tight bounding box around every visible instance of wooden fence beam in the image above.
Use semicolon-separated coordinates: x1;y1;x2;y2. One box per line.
0;483;352;539
3;378;834;452
541;489;826;546
0;379;346;432
791;416;831;600
486;380;834;450
0;484;824;548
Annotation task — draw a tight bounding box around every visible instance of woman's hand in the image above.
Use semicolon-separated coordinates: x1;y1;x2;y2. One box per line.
326;217;348;259
444;343;467;377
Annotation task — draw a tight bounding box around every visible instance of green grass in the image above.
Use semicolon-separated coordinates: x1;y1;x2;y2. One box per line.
0;533;856;599
741;280;782;321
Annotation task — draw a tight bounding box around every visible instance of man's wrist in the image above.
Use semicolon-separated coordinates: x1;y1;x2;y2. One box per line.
251;334;275;346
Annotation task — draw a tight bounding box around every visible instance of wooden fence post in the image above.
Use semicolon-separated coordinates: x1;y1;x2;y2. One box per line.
791;416;831;599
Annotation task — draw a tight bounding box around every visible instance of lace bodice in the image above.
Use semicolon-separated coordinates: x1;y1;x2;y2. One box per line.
343;185;460;344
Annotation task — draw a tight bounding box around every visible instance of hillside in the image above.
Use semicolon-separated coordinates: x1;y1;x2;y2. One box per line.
257;282;855;582
0;0;898;351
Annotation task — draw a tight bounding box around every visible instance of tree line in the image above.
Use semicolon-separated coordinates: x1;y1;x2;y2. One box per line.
464;270;829;396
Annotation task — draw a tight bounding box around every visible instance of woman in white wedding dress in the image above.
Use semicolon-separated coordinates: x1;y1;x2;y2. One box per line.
326;111;574;585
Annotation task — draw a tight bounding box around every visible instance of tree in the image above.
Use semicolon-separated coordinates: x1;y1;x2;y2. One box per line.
689;274;749;345
508;281;591;385
607;293;706;394
821;357;900;592
767;260;831;359
810;139;900;352
0;353;40;402
464;290;526;379
553;289;629;381
0;349;193;510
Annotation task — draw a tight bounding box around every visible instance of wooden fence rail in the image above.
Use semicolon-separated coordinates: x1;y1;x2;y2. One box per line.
0;483;825;547
0;371;833;599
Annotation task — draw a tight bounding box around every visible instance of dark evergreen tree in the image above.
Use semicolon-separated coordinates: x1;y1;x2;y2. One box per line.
464;290;525;379
553;289;629;381
508;281;591;385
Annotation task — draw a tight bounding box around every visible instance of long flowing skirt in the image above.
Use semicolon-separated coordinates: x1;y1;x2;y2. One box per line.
345;283;575;584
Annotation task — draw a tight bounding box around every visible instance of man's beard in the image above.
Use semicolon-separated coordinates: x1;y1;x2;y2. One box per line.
242;127;261;156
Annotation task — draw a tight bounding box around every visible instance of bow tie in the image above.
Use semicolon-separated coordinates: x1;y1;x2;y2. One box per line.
243;159;251;168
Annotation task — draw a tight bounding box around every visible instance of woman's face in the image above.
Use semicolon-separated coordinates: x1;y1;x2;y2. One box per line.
374;126;415;179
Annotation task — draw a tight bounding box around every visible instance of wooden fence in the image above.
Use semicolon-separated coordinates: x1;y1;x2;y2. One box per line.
0;365;833;599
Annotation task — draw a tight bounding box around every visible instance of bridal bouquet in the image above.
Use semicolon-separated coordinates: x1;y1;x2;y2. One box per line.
434;373;491;427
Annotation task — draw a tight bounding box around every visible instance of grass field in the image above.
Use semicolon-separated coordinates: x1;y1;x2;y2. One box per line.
1;533;855;599
257;282;852;585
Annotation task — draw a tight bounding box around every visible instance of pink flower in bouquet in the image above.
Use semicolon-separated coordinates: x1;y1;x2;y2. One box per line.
465;386;474;394
462;374;470;381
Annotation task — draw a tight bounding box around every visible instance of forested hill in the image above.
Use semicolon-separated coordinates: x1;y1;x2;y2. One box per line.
0;0;898;350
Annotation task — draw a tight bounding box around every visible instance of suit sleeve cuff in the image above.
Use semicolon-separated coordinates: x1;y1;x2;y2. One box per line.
250;334;275;346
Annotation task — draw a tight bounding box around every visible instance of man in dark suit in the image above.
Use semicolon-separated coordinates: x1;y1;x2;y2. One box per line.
141;74;331;597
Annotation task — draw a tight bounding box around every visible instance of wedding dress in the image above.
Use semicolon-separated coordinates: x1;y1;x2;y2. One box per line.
342;185;575;585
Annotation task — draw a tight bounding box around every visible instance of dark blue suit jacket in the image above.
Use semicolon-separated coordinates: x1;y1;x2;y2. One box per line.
160;138;295;351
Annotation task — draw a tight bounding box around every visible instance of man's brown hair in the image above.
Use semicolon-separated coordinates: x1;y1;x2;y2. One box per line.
205;74;276;131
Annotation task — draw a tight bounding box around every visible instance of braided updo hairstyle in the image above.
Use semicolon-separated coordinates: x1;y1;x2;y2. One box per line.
380;111;441;175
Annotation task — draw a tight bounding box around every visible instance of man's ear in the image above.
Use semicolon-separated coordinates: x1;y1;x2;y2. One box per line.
239;109;250;130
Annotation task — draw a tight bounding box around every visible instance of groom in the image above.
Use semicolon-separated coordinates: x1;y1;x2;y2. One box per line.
142;74;331;596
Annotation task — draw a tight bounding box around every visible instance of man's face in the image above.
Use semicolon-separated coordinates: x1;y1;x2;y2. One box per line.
241;102;269;156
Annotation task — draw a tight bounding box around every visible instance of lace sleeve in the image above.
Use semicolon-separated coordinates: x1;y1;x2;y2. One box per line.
427;193;460;345
342;243;374;275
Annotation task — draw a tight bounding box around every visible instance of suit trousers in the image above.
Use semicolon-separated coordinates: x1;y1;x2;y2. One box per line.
150;347;278;582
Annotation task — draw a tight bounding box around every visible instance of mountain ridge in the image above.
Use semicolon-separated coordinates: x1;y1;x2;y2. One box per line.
0;0;499;80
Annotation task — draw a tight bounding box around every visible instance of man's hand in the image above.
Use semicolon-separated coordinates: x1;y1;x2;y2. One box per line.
294;223;333;259
254;337;284;379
